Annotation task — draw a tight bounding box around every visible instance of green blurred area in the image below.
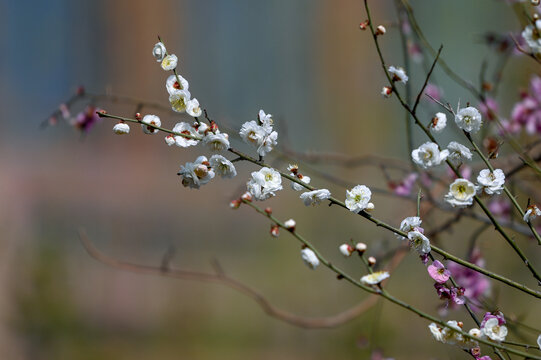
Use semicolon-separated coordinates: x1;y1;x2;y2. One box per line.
0;0;540;359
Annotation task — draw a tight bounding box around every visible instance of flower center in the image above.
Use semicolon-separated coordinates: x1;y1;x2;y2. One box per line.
423;150;433;160
463;115;472;124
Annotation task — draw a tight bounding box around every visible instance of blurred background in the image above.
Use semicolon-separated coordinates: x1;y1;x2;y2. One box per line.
0;0;540;359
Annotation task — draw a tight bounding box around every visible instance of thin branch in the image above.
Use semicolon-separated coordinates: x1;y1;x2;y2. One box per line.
79;229;382;329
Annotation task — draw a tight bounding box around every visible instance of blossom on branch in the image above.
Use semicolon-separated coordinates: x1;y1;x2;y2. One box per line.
388;66;408;84
299;189;331;206
141;114;161;134
444;178;477;207
209;155;237;178
455;106;483;133
360;271;390;285
429;112;447;133
345;185;374;213
427;260;450;283
407;230;431;254
524;204;541;222
166;74;189;93
161;54;178;71
477;169;505;195
171;122;199;147
246;167;283;201
152;42;166;62
113;122;130;135
203;132;230;152
169;90;191;113
301;248;319;269
239;110;278;156
397;216;422;240
178;156;215;189
412;142;449;168
447;141;472;165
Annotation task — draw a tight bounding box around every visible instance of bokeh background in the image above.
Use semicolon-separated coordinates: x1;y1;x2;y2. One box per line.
0;0;539;359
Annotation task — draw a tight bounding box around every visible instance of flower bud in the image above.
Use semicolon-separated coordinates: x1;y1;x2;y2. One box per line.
264;207;272;215
375;25;386;36
532;0;540;5
284;219;296;231
367;256;377;266
241;192;253;202
209;121;219;133
359;20;370;30
339;244;355;257
165;134;175;146
194;164;209;179
355;242;367;254
381;86;392;98
135;112;142;120
229;199;241;209
270;224;280;237
113;122;130;135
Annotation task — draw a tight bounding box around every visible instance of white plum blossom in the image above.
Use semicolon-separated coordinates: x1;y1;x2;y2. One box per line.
141;114;161;134
429;321;466;345
429;112;447;133
161;54;178;71
445;178;477;207
388;66;408;84
299;189;331;206
246;167;283;201
258;131;278;156
522;20;541;54
152;42;166;62
481;318;508;342
477;169;505;195
239;118;278;157
166;74;189;94
412;142;449;168
291;175;311;191
455;106;483;133
258;109;273;130
345;185;374;213
339;244;354;257
397;216;422;240
408;230;431;254
164;135;175;146
537;334;541;350
447;141;473;165
171;122;200;147
429;323;445;342
462;328;482;348
195;122;209;136
301;248;319;269
113;122;130;135
240;120;266;144
361;271;390;285
178;156;215;189
203;132;230;152
524;205;541;222
186;98;202;117
209;154;237;179
169;90;191;113
441;321;465;345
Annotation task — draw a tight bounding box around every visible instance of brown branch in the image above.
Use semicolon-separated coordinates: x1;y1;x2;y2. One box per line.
78;229;404;329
